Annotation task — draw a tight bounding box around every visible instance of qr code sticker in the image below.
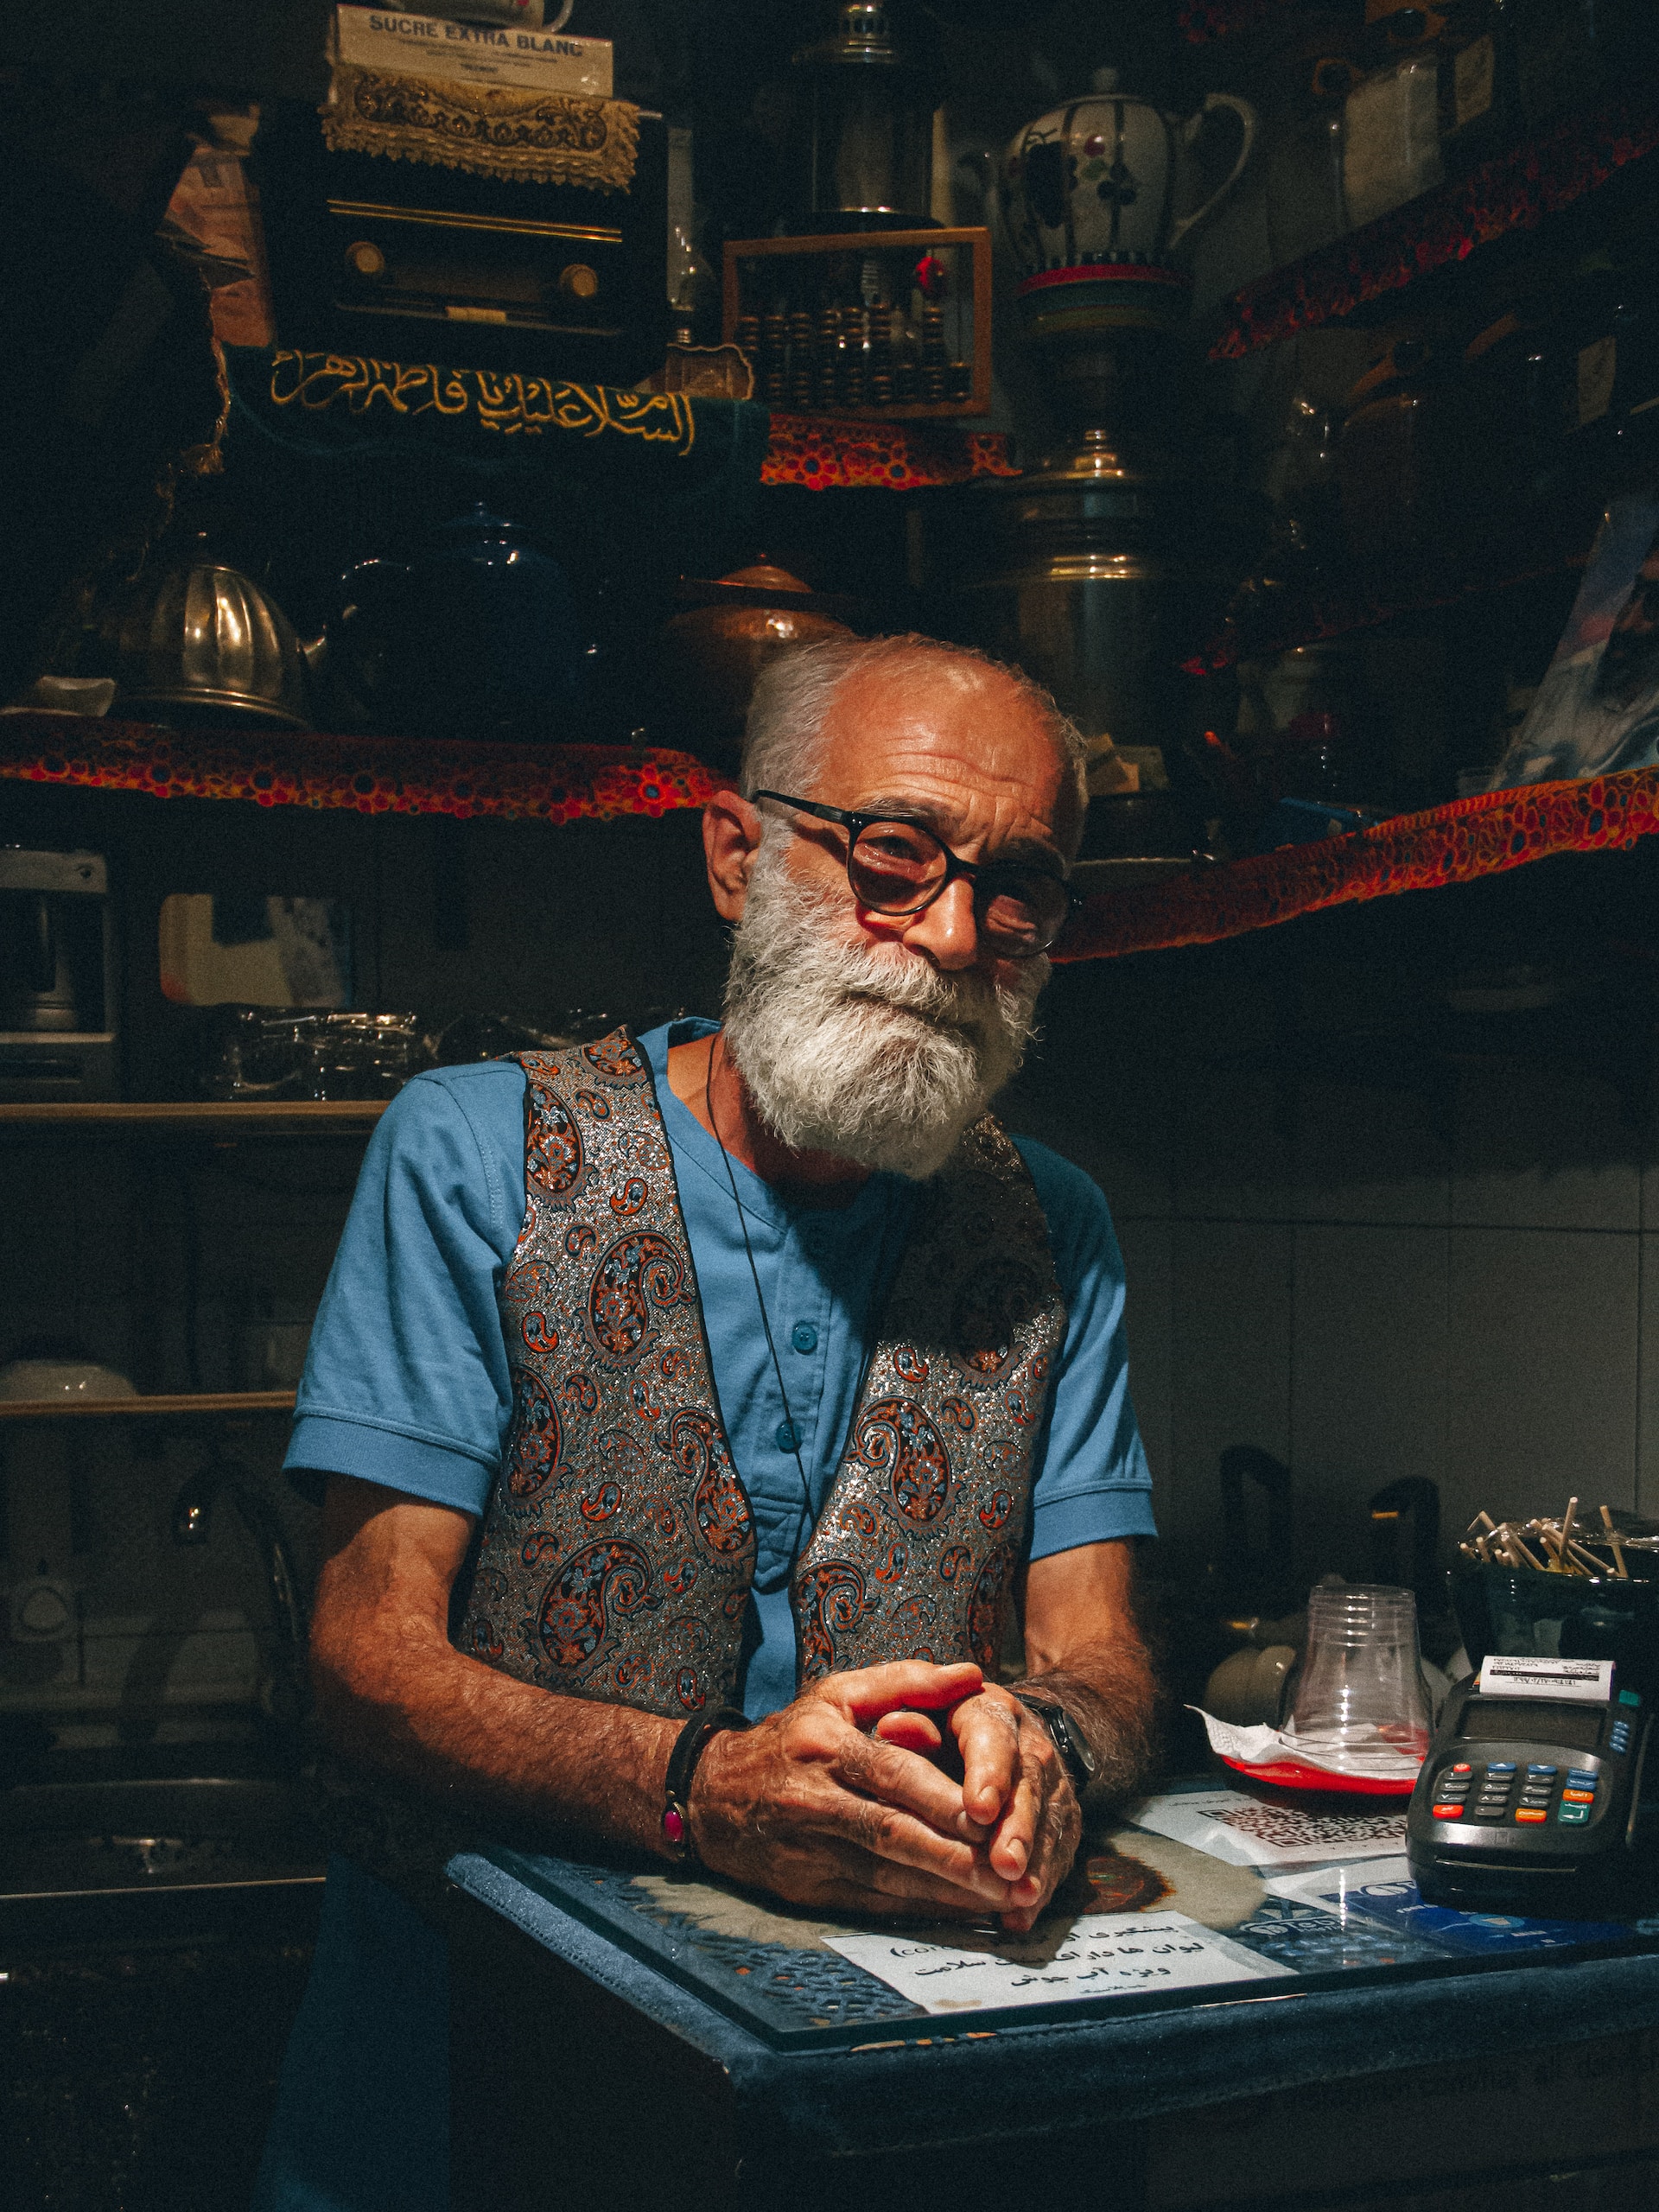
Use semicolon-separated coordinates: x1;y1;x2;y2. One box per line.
1216;1802;1405;1850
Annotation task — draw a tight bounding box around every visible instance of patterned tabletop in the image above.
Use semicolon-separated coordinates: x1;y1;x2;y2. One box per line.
479;1782;1659;2051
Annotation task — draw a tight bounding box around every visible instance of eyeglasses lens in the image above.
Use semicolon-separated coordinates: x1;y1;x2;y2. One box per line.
848;821;945;911
982;881;1065;954
849;822;1066;952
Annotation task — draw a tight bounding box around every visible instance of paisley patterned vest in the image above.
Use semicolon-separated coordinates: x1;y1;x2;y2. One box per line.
454;1027;1067;1716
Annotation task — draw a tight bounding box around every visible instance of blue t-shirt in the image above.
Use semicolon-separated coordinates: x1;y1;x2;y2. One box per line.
285;1019;1154;1714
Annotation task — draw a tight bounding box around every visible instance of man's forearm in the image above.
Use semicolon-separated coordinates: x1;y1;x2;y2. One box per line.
313;1608;680;1856
1014;1637;1158;1798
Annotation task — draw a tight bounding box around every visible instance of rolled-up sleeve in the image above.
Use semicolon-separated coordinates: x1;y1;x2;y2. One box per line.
1014;1139;1157;1560
284;1065;524;1516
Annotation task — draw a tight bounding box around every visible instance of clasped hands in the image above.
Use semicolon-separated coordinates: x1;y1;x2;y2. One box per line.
685;1660;1082;1933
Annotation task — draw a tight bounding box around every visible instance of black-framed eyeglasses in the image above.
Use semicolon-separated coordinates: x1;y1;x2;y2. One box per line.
753;790;1078;957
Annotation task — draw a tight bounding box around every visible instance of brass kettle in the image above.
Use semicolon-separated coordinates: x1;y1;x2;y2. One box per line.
74;533;311;729
659;560;854;770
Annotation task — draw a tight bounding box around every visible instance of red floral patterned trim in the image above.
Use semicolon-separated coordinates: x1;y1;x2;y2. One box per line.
761;414;1018;490
0;715;726;823
16;723;1646;964
1055;768;1659;963
1213;88;1659;361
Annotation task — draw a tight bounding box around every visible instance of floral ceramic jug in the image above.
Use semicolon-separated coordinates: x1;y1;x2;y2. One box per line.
1001;71;1255;280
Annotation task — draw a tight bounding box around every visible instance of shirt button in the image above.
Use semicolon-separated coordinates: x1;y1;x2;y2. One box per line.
791;1323;818;1354
775;1421;801;1452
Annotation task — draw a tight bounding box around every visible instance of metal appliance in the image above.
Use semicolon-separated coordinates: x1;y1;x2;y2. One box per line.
786;3;941;235
949;423;1236;760
0;849;118;1102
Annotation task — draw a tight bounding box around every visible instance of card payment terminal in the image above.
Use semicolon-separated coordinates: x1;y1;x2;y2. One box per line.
1408;1657;1658;1915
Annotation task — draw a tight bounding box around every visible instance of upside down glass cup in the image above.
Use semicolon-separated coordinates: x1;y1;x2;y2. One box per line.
1284;1584;1432;1779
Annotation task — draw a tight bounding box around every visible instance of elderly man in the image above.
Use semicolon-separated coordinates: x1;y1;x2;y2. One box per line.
256;634;1156;2212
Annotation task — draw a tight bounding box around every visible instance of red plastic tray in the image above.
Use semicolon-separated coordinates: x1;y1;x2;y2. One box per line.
1221;1754;1418;1797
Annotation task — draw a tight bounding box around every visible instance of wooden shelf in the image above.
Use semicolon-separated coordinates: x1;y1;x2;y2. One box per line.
0;1101;385;1135
0;1391;296;1421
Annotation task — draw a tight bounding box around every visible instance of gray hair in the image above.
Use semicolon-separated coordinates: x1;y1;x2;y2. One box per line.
740;633;1090;824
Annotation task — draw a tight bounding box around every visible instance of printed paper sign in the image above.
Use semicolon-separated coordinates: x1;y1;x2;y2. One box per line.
826;1910;1292;2015
1129;1789;1407;1869
1477;1656;1614;1703
335;7;613;96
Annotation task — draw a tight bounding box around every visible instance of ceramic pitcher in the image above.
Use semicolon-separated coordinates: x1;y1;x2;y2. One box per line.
1001;71;1255;278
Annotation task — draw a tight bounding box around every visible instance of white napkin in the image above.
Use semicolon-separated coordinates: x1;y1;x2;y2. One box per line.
1192;1707;1423;1783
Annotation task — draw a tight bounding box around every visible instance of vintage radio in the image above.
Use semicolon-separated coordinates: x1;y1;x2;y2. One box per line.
253;52;666;383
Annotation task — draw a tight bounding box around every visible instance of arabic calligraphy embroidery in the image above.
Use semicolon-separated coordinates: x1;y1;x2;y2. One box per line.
268;351;697;454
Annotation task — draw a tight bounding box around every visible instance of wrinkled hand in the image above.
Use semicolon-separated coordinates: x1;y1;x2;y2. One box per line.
687;1660;1025;1923
874;1685;1081;1933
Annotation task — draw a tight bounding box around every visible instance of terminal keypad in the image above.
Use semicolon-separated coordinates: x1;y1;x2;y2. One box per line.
1428;1757;1600;1827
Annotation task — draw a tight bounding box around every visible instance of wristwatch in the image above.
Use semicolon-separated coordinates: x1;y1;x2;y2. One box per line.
1012;1692;1098;1797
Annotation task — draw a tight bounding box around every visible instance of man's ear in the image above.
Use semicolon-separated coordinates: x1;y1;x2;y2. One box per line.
702;789;763;924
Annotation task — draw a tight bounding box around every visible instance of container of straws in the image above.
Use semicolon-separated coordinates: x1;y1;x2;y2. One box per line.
1453;1497;1659;1697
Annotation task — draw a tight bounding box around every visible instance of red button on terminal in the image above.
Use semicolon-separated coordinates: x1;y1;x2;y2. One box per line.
1432;1804;1464;1820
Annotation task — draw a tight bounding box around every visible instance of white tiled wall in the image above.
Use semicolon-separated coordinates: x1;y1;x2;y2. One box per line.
1005;947;1659;1584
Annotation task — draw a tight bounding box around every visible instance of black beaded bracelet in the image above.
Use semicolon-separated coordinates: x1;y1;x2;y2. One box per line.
662;1705;751;1865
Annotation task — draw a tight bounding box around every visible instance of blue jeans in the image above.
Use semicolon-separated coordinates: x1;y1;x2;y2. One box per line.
254;1858;449;2212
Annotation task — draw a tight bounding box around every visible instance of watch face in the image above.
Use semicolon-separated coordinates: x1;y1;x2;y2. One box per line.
1052;1709;1097;1777
1022;1695;1095;1782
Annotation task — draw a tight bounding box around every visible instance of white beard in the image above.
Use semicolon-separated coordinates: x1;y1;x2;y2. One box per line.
721;841;1048;1179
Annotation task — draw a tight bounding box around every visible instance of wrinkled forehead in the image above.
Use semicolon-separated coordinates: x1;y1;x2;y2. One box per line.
812;659;1081;843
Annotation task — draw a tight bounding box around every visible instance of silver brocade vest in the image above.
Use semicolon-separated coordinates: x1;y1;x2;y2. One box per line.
454;1027;1067;1714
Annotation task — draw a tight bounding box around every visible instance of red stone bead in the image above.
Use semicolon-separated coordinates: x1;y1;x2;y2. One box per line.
663;1806;685;1846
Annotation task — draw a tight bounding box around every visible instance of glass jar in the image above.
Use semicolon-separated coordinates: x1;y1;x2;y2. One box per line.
1512;0;1591;125
1460;307;1555;539
1342;53;1443;229
1339;337;1477;582
1266;58;1355;270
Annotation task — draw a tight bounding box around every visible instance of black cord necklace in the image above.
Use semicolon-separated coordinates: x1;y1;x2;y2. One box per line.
705;1033;817;1535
